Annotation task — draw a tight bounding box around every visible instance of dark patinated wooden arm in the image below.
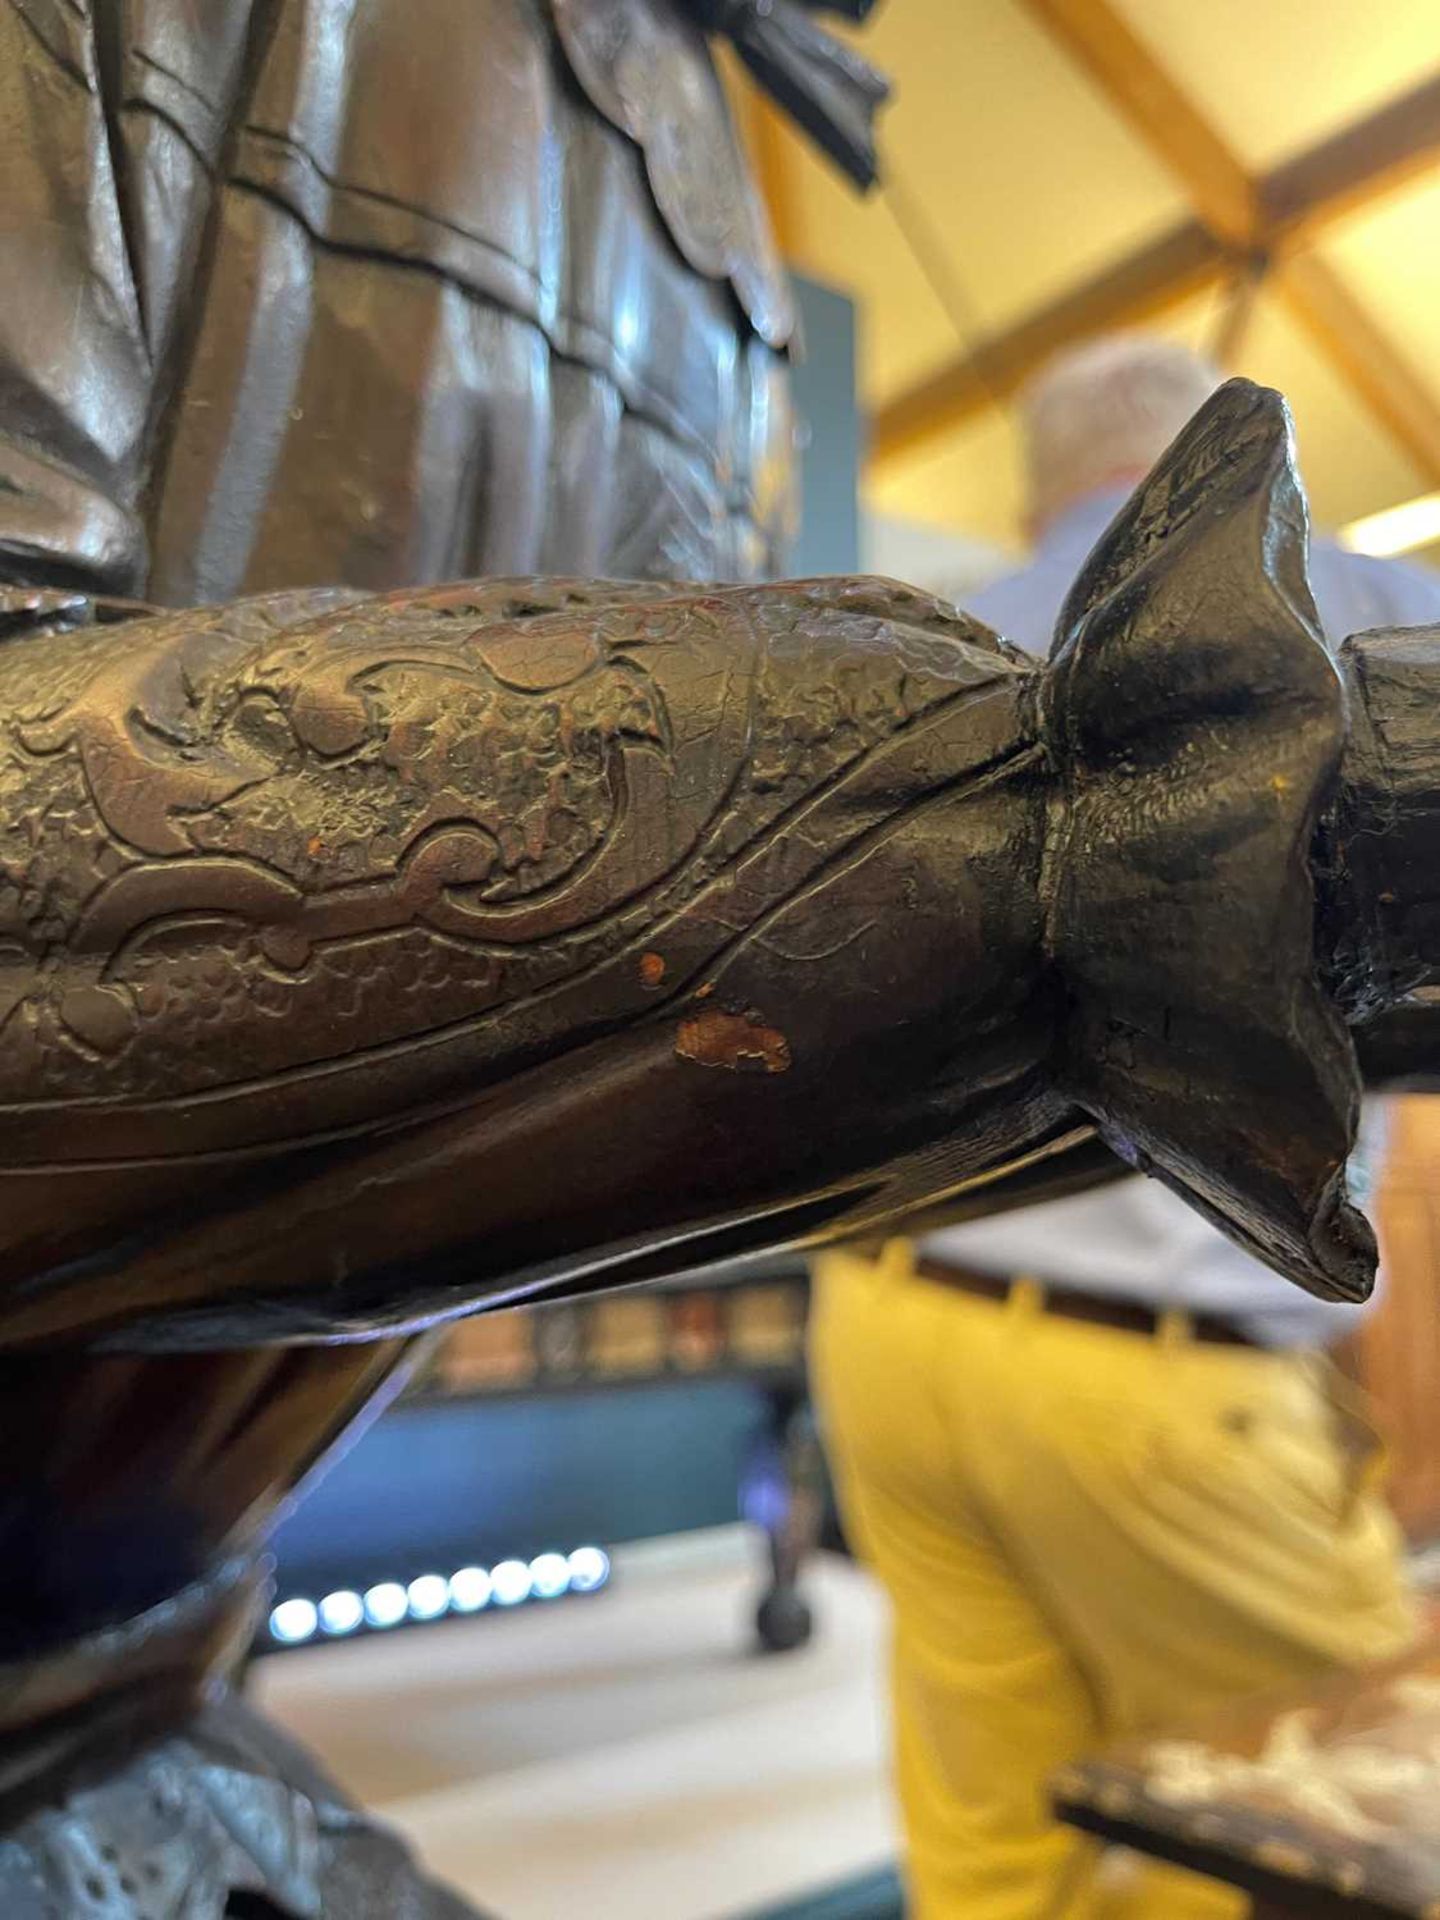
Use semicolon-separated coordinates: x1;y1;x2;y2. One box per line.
0;573;1058;1348
0;379;1427;1352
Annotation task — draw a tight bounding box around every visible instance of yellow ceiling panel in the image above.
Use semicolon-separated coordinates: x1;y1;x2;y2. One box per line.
1110;0;1440;171
776;121;963;407
1320;172;1440;394
1225;289;1427;533
779;0;1190;405
864;406;1026;553
756;0;1440;558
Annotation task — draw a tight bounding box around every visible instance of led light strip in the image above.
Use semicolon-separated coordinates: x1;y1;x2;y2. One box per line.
268;1545;611;1646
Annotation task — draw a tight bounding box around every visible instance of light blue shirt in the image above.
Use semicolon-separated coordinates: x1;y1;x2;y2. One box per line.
925;486;1440;1347
970;485;1440;660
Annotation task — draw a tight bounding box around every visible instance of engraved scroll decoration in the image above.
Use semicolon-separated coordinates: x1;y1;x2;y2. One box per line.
0;579;1012;1113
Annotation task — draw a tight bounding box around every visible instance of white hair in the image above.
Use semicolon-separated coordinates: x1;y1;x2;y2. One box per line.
1020;334;1222;531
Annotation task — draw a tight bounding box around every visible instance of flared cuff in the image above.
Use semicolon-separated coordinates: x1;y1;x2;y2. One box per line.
1041;380;1368;1302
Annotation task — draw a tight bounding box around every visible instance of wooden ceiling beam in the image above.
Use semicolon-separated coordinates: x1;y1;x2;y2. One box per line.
1264;74;1440;244
872;221;1227;465
1017;0;1440;486
872;12;1440;470
1276;251;1440;486
1020;0;1261;247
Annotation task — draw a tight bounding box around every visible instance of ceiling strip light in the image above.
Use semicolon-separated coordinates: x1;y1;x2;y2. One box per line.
1339;493;1440;559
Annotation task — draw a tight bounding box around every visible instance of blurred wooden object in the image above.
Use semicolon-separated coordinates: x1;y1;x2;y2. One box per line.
1054;1635;1440;1918
1051;1100;1440;1915
1357;1097;1440;1543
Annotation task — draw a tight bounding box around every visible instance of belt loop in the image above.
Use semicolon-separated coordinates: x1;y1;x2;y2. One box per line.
1010;1274;1045;1321
1157;1307;1192;1350
879;1239;913;1285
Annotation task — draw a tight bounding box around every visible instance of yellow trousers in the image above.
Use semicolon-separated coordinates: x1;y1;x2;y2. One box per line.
810;1244;1419;1920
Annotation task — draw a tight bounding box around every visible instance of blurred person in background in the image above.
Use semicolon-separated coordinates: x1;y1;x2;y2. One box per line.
811;334;1440;1920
